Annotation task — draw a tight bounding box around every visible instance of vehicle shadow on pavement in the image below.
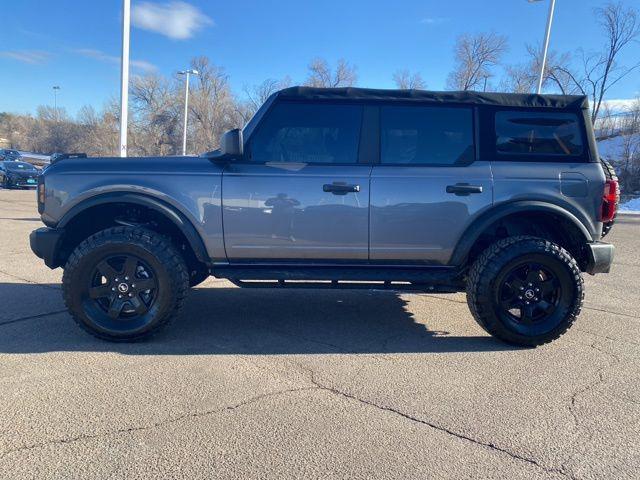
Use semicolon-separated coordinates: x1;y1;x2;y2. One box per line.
0;284;519;355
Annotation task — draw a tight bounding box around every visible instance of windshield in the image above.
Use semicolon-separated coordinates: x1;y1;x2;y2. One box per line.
5;162;37;171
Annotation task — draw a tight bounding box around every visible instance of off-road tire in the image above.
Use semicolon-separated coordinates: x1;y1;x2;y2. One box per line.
466;236;584;347
63;226;189;341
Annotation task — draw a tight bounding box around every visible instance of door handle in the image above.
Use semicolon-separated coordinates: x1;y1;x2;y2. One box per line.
323;183;360;195
446;183;483;196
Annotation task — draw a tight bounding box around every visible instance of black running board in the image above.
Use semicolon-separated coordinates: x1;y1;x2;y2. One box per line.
212;265;464;292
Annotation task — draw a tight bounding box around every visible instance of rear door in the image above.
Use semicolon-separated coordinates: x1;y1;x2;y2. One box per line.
222;101;372;261
370;104;493;265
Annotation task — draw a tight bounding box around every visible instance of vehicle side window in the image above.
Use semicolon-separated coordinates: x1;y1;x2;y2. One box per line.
248;102;363;164
495;111;583;156
380;106;474;166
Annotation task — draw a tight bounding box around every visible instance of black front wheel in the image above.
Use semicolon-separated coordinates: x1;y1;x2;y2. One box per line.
63;227;189;341
467;236;584;347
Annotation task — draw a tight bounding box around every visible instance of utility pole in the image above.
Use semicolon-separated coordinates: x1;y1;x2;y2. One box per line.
178;69;199;156
119;0;131;157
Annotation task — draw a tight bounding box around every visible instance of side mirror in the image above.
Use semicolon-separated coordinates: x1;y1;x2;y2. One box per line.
221;129;243;157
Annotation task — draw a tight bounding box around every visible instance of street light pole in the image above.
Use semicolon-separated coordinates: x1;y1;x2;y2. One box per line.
529;0;557;94
52;86;60;118
178;69;199;156
119;0;131;157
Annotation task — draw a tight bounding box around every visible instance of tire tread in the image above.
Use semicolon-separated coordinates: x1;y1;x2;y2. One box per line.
62;226;189;341
466;235;584;347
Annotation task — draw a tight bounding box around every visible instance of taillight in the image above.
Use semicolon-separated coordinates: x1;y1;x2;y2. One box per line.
37;175;45;214
601;179;619;223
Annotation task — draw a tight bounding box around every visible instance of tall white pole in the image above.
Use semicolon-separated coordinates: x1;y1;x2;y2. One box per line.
119;0;131;157
182;72;190;156
52;86;61;122
537;0;556;94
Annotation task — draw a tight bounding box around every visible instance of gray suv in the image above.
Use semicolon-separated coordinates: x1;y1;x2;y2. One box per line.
30;87;617;346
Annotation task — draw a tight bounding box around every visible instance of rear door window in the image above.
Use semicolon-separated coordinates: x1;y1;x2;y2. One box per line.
248;102;363;164
495;111;583;157
380;106;475;166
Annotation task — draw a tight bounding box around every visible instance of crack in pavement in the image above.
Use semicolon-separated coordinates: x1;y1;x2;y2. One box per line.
0;269;60;290
559;340;621;476
581;305;639;320
0;309;68;327
0;386;317;461
291;363;574;479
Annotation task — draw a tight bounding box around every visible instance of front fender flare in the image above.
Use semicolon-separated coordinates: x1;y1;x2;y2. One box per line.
57;192;210;265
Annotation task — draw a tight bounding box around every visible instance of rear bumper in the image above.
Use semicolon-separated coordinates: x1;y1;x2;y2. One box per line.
585;242;615;274
30;227;64;269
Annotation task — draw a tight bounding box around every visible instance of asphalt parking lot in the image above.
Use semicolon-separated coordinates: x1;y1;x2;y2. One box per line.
0;188;638;479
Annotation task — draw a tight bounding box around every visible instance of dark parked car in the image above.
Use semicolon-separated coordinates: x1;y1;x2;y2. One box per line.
0;149;21;161
0;161;41;188
30;87;616;346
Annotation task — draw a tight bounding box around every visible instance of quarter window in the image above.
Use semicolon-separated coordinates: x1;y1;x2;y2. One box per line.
249;103;363;164
495;111;583;156
380;106;474;166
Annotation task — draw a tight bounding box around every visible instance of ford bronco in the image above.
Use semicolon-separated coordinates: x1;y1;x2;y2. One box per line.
30;87;617;346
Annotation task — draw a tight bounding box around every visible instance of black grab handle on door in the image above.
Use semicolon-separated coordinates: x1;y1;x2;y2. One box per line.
446;183;483;196
323;183;361;195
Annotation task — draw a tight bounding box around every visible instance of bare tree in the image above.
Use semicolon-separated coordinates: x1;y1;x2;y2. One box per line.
188;56;244;152
503;45;581;95
242;76;292;120
392;69;426;89
447;32;508;91
578;2;640;122
305;58;357;88
130;74;181;156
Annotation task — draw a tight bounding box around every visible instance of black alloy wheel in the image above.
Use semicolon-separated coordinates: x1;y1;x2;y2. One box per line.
495;260;563;332
85;254;159;330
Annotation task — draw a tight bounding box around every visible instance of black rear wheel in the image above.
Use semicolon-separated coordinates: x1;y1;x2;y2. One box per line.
63;227;189;341
467;236;583;347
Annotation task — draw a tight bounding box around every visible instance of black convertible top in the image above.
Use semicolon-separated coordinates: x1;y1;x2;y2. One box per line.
275;86;589;111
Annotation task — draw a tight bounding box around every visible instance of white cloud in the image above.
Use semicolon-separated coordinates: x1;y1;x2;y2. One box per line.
75;48;157;73
420;17;447;25
132;1;213;40
0;50;50;64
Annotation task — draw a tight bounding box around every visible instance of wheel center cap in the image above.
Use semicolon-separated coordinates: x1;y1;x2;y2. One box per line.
524;289;535;300
117;283;130;293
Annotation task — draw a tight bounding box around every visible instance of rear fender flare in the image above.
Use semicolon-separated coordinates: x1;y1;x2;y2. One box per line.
450;201;593;266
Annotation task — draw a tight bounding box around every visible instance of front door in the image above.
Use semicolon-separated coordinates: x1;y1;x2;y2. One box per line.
222;101;370;261
369;104;493;265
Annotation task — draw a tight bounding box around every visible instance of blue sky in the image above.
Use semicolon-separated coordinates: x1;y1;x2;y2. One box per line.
1;0;639;116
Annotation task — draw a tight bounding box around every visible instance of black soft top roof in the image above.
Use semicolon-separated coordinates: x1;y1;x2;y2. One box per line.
275;86;589;111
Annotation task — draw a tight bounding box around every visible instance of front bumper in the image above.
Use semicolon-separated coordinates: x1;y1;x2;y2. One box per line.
585;242;615;274
6;175;39;187
30;227;64;269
